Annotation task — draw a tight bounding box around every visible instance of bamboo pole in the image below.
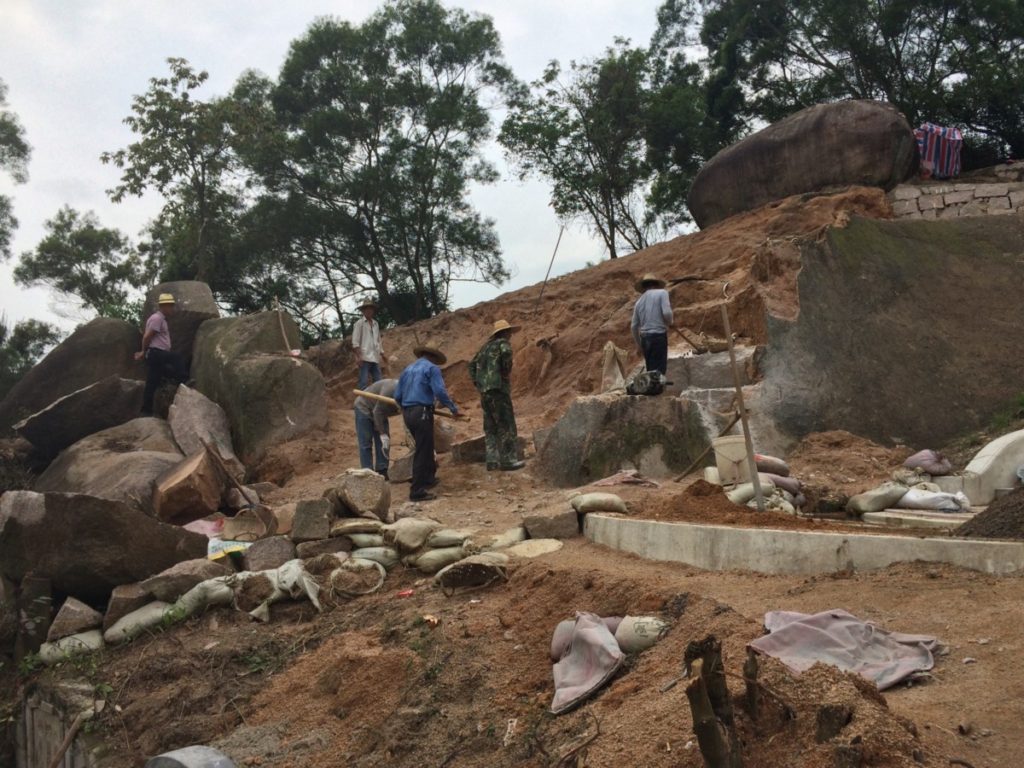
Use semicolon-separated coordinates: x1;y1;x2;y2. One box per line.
719;305;764;512
353;389;464;420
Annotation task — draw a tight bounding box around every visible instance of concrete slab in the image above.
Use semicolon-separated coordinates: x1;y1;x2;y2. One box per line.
584;515;1024;575
961;428;1024;505
862;509;974;531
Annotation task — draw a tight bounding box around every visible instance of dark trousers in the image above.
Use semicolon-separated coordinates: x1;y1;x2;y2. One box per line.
143;348;188;415
481;390;518;467
355;409;388;472
403;405;436;498
641;332;668;375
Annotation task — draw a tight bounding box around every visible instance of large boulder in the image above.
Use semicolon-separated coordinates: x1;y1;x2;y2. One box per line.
0;491;208;603
142;281;220;365
0;317;144;433
192;312;327;464
688;100;917;229
152;451;228;524
34;418;183;514
14;375;145;458
168;385;244;478
536;394;710;487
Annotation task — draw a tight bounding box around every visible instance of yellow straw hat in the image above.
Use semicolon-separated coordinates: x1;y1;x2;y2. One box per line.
157;293;176;305
489;319;520;338
634;273;666;292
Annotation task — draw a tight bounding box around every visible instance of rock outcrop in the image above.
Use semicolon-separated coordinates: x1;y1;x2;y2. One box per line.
34;418;183;514
0;491;208;603
0;317;144;433
192;311;327;464
14;375;145;458
141;280;220;364
688;100;916;228
168;385;244;478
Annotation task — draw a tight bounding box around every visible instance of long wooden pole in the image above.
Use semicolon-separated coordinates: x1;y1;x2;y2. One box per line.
719;305;764;512
353;389;464;420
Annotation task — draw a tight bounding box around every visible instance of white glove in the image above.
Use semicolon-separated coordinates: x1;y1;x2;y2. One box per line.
380;434;390;452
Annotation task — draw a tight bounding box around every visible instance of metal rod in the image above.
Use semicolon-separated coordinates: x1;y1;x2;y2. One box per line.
720;305;764;511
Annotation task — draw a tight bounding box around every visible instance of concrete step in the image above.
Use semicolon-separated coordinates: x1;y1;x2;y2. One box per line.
862;509;975;531
665;346;760;395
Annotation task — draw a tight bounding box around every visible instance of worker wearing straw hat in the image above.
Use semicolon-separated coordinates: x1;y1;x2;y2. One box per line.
469;320;525;471
630;273;673;375
352;298;386;389
135;292;189;415
394;344;459;501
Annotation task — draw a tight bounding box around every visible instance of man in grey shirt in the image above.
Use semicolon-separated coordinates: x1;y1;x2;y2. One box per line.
354;378;399;477
631;273;673;375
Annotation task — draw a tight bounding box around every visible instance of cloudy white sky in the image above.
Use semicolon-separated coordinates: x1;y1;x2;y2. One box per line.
0;0;669;333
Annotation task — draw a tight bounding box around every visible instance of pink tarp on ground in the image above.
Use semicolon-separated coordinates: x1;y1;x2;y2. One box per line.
749;609;940;690
550;612;625;714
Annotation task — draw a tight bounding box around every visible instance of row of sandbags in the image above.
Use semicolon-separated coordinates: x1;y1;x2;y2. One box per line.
848;458;966;515
725;454;806;515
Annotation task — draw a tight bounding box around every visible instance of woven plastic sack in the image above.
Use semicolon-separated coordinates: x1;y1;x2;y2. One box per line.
351;546;401;569
755;454;790;477
384;518;441;553
551;612;625;714
412;546;467;574
904;450;952;477
848;482;909;514
347;533;385;548
570;493;627;514
615;616;670;653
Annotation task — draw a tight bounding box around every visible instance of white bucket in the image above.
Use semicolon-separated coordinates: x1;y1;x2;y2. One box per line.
713;435;750;485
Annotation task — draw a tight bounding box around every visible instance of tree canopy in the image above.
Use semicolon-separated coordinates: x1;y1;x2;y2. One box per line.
0;77;30;261
0;317;60;402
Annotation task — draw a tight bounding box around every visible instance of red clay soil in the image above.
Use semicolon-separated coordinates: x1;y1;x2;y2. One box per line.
787;430;914;497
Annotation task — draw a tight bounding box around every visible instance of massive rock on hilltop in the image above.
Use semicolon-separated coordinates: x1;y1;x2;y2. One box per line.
688;100;917;229
0;491;208;603
34;418;183;514
0;317;144;433
14;375;144;458
141;281;219;365
192;311;328;465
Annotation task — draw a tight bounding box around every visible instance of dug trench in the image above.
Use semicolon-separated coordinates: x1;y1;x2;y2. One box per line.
10;543;1023;768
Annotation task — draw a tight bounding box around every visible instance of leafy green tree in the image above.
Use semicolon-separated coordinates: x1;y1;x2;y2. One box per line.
101;58;242;285
14;207;150;321
0;78;30;261
231;0;514;324
501;43;657;258
0;317;61;401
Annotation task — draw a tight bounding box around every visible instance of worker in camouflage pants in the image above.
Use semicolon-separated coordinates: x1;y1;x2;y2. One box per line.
469;320;525;471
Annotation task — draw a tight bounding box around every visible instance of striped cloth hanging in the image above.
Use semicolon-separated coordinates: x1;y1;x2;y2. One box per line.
914;123;963;179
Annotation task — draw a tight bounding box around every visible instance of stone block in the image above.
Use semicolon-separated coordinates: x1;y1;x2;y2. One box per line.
451;435;527;464
890;186;921;200
140;559;233;602
943;190;973;205
920;209;937;219
958;202;986;217
389;453;413;484
523;510;580;540
47;597;103;642
152;450;228;525
890;198;919;216
296;538;352;559
973;183;1009;197
271;502;296;534
1010;190;1024;208
103;584;150;632
243;536;296;572
917;194;944;210
939;205;960;220
987;196;1011;210
323;468;391;520
290;499;333;542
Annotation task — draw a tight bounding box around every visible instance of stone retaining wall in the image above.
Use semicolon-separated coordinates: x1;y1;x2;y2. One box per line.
889;163;1024;220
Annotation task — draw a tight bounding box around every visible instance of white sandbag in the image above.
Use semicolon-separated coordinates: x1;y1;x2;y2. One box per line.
904;449;952;476
570;493;627;514
330;518;384;537
911;481;942;493
165;576;235;624
104;601;170;644
763;473;801;495
426;529;473;548
726;478;775;505
351;546;401;569
482;526;527;551
749;494;796;516
755;454;790;477
347;533;385;548
413;546;467;574
506;539;563;558
847;482;909;514
384;517;441;553
614;616;670;653
897;488;967;512
39;630;104;664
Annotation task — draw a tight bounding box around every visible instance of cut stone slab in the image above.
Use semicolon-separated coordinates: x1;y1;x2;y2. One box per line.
103;583;150;632
243;536;296;572
168;385;245;479
192;311;327;464
862;509;974;531
451;434;527;465
140;559;234;602
34;418;184;514
270;502;296;535
506;539;564;558
296;538;353;559
14;375;144;458
324;468;390;520
290;499;334;542
47;597;103;642
142;281;220;365
389;454;413;484
523;509;580;539
665;346;760;395
0;317;144;433
0;491;208;603
152;450;228;524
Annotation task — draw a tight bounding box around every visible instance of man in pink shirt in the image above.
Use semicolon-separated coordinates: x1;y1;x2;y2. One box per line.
135;293;189;415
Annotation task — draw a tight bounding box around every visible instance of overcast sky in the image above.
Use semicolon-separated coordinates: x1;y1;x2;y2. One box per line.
0;0;669;333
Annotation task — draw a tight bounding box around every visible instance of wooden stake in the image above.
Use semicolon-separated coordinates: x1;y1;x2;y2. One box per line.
686;659;733;768
720;305;764;511
743;650;760;721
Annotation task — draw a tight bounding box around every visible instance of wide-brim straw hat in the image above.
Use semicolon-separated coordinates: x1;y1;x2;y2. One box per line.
489;319;520;338
157;293;176;305
634;273;666;292
358;299;378;310
414;345;447;366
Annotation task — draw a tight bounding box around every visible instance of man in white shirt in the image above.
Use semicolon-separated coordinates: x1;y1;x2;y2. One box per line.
352;299;386;389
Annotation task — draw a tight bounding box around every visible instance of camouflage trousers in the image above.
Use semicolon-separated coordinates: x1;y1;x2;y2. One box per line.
481;390;519;468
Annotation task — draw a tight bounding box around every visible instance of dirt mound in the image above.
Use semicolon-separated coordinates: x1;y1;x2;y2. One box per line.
788;430;912;496
956;488;1024;540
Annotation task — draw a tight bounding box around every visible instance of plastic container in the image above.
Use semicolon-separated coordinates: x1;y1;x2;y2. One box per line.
713;435;750;485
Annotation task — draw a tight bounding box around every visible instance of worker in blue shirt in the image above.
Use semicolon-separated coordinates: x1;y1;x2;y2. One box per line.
393;344;459;501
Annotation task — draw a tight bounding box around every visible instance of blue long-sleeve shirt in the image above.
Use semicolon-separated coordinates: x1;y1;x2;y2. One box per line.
394;357;458;414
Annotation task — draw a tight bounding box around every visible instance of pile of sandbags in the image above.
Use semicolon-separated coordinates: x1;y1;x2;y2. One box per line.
847;450;966;515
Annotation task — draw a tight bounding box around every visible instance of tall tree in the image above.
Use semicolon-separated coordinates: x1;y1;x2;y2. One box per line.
14;207;151;321
101;58;242;285
0;78;30;261
0;317;60;401
501;43;657;258
232;0;514;325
